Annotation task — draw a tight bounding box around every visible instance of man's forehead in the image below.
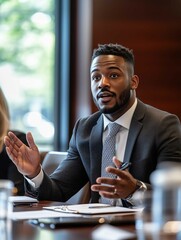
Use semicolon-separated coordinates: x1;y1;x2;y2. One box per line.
90;55;125;72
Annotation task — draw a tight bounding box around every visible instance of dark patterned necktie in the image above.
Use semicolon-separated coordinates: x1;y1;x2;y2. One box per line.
101;123;121;204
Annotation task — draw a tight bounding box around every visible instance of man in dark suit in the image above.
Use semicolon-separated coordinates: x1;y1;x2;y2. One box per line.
4;43;181;206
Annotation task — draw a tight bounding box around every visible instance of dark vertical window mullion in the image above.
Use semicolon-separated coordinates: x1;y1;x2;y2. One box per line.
54;0;70;151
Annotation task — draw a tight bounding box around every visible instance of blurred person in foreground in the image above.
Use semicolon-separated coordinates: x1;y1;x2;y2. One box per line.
4;43;181;206
0;87;28;195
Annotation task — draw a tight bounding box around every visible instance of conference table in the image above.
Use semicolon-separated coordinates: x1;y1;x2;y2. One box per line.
4;201;138;240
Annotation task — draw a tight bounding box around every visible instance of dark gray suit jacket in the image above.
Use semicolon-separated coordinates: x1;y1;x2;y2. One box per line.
27;100;181;202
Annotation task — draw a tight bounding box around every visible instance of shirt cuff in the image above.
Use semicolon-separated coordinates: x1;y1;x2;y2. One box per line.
24;167;44;189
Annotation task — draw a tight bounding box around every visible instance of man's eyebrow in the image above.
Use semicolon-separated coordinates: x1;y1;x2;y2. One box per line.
90;68;98;73
90;66;121;73
108;66;121;71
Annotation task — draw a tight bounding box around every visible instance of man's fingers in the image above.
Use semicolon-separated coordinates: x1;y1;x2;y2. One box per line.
96;176;118;185
91;184;119;199
5;146;18;163
4;136;10;147
91;184;115;193
4;136;20;156
7;131;23;148
26;132;38;151
112;156;121;168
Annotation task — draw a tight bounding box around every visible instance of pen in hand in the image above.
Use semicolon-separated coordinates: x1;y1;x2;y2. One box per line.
119;162;131;170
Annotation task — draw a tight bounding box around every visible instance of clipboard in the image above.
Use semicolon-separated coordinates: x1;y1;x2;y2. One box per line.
43;203;140;215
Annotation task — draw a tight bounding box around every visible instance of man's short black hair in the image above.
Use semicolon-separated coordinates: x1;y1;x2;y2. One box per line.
92;43;134;66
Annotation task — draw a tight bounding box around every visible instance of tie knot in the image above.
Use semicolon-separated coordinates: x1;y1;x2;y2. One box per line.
107;123;121;137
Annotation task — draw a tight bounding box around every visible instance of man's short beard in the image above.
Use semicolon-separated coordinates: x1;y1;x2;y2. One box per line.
99;88;131;114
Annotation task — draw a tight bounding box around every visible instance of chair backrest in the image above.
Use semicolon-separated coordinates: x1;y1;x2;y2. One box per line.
42;151;67;175
41;151;90;204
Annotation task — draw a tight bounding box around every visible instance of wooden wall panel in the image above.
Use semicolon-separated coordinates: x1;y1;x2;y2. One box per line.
92;0;181;120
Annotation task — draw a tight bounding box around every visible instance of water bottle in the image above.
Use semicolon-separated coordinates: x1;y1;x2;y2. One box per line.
150;162;181;239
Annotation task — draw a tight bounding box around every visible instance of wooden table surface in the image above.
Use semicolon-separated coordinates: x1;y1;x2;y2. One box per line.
4;201;138;240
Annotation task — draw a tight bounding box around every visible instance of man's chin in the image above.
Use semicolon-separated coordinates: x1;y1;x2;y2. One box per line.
99;106;118;114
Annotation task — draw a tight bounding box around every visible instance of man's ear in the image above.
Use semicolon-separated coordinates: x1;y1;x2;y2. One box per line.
131;75;139;90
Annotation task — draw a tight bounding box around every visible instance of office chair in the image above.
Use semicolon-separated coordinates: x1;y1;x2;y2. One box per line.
41;151;90;204
42;151;67;175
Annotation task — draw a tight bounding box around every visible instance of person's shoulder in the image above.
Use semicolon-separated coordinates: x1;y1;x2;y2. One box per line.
133;101;181;129
137;99;178;117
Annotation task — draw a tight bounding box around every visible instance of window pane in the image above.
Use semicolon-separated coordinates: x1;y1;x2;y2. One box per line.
0;0;55;151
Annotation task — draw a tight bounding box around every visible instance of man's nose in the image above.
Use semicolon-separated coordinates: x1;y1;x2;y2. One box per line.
98;76;110;88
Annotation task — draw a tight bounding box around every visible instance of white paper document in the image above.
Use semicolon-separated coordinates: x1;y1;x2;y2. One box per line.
9;210;80;220
43;203;140;215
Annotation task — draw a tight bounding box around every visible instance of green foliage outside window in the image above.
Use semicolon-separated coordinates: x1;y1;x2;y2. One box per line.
0;0;55;150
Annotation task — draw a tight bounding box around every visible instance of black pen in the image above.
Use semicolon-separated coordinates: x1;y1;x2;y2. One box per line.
119;162;131;170
88;204;111;209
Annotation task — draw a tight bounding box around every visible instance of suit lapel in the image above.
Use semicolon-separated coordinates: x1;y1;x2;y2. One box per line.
123;100;145;163
89;116;103;202
90;116;103;182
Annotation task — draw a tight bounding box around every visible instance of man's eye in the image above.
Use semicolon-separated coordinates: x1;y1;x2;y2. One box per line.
92;75;101;81
110;73;118;78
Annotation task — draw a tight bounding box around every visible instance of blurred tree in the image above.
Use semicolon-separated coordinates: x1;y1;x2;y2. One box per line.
0;0;55;150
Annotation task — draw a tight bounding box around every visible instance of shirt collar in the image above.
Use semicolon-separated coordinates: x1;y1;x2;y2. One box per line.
103;98;137;130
